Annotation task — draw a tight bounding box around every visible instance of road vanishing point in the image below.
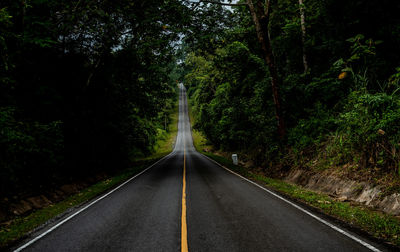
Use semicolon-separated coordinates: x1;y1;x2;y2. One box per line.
14;84;388;252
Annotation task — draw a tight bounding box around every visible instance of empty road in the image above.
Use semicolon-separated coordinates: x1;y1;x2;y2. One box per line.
14;84;387;251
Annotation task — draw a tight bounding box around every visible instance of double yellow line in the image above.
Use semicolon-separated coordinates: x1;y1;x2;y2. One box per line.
181;94;188;252
181;146;188;252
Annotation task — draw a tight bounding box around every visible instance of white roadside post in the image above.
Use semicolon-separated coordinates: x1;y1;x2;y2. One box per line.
232;154;238;165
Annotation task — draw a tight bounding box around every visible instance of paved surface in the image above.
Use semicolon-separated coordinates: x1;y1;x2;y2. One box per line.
14;84;387;251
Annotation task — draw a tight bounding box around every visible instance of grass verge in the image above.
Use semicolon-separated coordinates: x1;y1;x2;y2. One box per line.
152;100;179;159
0;161;155;249
202;152;400;246
187;99;212;152
0;100;179;249
189;100;400;247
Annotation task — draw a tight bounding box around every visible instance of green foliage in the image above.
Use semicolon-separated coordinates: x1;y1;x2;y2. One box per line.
0;7;13;85
0;101;180;248
0;107;63;194
335;90;400;171
288;103;336;149
388;67;400;95
0;0;188;196
184;0;400;176
1;0;400;199
345;34;382;64
185;41;279;161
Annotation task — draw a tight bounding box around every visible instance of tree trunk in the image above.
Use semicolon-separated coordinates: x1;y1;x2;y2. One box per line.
247;0;285;139
299;0;308;73
202;0;286;139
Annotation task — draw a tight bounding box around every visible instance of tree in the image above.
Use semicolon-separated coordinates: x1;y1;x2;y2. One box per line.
246;0;285;139
198;0;286;139
298;0;308;72
0;0;190;196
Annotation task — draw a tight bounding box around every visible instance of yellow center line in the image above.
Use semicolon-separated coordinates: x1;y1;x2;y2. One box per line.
181;104;188;252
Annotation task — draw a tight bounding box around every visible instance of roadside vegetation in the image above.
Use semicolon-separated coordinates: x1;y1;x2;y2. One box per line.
181;7;400;246
0;0;186;201
152;100;180;159
190;118;400;246
0;101;179;249
183;0;400;193
0;0;185;244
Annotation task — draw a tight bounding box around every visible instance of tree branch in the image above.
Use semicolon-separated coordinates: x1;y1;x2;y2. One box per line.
192;0;248;7
190;1;202;11
264;0;271;18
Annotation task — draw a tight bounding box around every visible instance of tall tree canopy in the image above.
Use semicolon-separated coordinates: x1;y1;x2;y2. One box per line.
1;0;400;197
184;0;400;174
0;0;191;196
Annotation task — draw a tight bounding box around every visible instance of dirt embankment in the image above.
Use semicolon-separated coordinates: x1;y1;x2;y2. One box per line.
0;173;108;224
207;149;400;218
285;169;400;216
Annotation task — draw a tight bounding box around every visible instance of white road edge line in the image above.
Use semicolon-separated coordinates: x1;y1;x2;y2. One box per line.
200;153;381;252
14;151;176;252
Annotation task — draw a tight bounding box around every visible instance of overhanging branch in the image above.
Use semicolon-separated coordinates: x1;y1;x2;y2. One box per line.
190;0;248;7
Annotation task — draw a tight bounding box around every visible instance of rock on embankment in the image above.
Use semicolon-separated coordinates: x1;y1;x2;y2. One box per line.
285;170;400;216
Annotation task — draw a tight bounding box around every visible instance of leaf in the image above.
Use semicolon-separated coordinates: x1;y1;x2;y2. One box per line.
348;54;360;62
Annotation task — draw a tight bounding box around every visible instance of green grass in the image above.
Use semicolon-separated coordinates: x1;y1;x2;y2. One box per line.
188;101;400;247
0;99;180;249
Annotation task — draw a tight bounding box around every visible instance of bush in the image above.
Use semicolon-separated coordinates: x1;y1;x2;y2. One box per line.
288;103;336;149
0;107;64;195
336;89;400;171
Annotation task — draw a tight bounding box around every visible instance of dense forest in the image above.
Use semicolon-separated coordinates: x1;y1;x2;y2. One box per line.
0;0;193;197
1;0;400;198
184;0;400;178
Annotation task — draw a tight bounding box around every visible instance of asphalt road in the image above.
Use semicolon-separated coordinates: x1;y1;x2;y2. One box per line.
14;84;387;251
